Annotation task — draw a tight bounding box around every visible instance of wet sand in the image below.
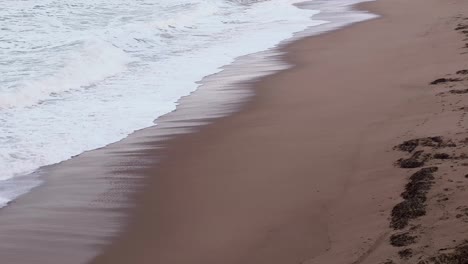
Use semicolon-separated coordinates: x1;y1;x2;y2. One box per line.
89;0;468;263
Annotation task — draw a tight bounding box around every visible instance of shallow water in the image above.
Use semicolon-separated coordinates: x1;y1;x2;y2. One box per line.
0;0;326;205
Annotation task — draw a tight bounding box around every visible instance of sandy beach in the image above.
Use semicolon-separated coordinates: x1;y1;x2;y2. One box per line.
88;0;468;263
1;0;468;263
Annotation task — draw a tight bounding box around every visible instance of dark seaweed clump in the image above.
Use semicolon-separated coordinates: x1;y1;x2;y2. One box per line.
434;153;451;159
449;89;468;94
455;24;468;31
394;137;455;153
418;241;468;264
397;150;430;168
456;69;468;75
402;167;438;200
430;78;462;85
391;167;438;229
395;139;421;152
390;232;417;247
399;248;413;259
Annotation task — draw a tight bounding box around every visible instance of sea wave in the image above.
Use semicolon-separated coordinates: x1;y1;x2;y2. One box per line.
0;39;133;109
0;0;326;206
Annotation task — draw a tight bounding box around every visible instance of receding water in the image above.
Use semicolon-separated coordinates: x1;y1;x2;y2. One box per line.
0;0;326;206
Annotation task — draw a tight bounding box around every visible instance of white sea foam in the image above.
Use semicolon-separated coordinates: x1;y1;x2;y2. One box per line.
0;0;327;205
0;39;134;109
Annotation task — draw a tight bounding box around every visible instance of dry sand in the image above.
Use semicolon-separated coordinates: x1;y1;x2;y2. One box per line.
89;0;468;263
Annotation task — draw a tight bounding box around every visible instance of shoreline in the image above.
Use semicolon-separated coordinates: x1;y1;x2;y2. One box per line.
0;1;376;263
91;0;468;262
1;0;467;262
0;0;326;208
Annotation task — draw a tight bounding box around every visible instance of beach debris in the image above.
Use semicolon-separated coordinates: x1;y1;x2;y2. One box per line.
390;232;417;247
430;78;462;85
433;153;451;159
391;167;438;229
455;24;468;31
394;137;456;153
456;69;468;75
396;150;430;168
395;139;423;152
402;167;437;200
455;206;468;219
398;248;413;259
449;88;468;94
391;200;425;230
418;241;468;264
